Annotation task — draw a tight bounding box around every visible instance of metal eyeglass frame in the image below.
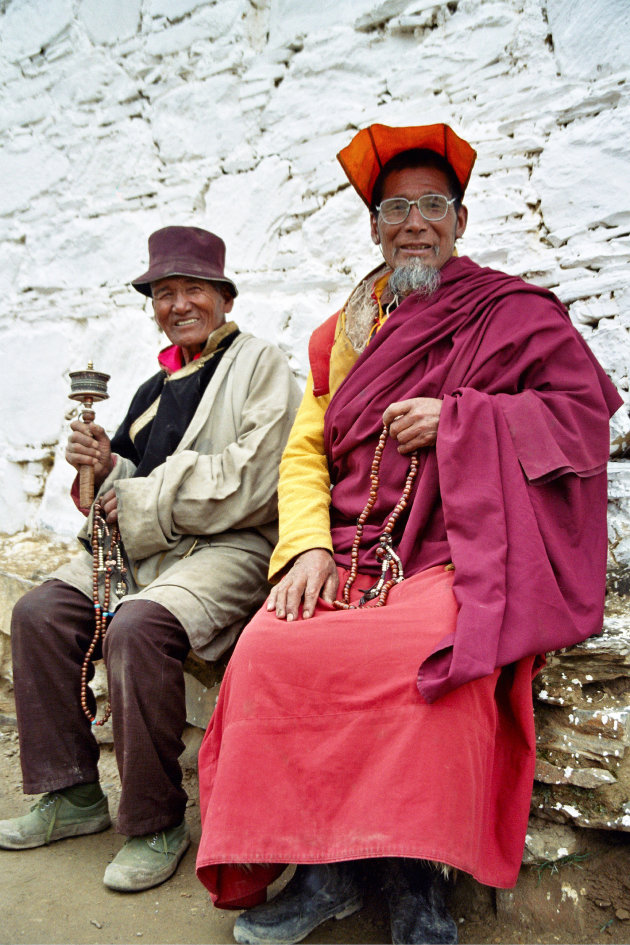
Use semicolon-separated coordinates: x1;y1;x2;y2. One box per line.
376;194;456;224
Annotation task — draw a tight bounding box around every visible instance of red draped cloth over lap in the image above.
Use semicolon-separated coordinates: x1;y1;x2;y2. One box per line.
196;565;537;908
195;256;621;908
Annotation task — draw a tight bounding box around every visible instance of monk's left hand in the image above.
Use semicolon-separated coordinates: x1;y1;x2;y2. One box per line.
99;487;118;525
383;398;442;453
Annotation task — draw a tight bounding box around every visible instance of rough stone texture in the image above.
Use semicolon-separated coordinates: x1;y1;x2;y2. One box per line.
607;462;630;585
532;605;630;833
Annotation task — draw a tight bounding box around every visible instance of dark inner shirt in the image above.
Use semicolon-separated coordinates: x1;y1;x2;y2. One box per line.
110;328;239;477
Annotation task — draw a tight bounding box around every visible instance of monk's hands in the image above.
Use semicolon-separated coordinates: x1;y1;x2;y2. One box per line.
267;548;339;621
66;420;114;489
383;397;442;454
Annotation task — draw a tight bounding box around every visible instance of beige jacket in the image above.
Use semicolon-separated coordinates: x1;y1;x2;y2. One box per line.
55;331;301;659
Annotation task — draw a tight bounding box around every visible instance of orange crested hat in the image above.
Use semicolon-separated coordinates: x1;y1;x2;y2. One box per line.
337;122;477;207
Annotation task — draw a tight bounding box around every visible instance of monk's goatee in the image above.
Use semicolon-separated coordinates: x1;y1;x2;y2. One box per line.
389;261;441;299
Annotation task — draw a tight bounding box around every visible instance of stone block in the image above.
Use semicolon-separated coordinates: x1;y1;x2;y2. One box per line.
547;0;630;79
522;819;582;866
184;673;220;731
147;0;208;20
532;110;630;238
150;75;248;164
532;605;630;833
203;156;303;270
0;0;74;63
0;141;70;217
268;0;381;44
607;462;630;571
77;0;141;44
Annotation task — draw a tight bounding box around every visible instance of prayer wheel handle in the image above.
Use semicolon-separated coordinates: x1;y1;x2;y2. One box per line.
68;362;110;510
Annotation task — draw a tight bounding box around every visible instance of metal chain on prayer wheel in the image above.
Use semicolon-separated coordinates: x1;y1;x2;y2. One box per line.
68;361;110;509
333;424;418;610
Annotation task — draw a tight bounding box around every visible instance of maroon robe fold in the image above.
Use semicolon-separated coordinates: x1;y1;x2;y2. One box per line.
323;255;621;702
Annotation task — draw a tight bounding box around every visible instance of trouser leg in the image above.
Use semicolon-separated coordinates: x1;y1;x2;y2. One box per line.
11;579;100;794
103;599;191;837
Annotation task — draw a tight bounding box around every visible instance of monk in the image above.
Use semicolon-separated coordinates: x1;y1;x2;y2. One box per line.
195;124;621;944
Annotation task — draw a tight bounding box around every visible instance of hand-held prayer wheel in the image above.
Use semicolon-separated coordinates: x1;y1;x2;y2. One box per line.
69;361;110;509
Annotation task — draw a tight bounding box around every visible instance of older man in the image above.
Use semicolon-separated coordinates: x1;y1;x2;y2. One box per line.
0;226;300;892
194;127;621;944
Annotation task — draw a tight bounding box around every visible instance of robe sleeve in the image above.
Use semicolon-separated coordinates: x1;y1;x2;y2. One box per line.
417;294;621;703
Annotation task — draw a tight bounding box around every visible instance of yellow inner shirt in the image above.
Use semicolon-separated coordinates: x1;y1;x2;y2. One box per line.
269;271;391;580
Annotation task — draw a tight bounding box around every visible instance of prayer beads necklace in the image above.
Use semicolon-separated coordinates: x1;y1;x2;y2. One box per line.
80;499;128;726
333;424;418;610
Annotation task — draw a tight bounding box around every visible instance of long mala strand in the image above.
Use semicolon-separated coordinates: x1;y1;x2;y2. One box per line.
333;424;418;610
81;498;127;726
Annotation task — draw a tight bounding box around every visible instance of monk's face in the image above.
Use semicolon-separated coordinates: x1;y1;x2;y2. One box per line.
370;165;467;273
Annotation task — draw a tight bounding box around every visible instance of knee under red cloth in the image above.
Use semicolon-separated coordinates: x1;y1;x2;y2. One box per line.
196;565;537;909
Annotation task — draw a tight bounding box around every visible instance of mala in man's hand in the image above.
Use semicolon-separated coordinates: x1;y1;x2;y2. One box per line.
80;498;128;726
333;424;418;610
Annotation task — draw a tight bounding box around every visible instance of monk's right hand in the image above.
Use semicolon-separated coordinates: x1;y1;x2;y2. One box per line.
65;420;114;489
267;548;339;622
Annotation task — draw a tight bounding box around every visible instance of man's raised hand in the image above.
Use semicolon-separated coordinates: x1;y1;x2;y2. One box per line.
65;420;114;489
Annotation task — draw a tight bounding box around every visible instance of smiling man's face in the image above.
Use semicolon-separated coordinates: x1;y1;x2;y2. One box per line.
151;276;233;363
370;165;467;273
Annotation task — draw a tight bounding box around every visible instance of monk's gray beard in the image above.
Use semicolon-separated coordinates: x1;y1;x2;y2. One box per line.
388;261;441;299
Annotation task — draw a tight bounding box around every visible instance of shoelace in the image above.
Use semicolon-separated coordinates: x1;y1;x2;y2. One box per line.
148;831;174;856
32;794;62;844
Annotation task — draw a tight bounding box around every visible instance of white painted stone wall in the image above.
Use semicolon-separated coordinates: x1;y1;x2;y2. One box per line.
1;0;629;541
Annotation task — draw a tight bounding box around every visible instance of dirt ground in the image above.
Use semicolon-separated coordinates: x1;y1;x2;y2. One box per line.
1;692;630;945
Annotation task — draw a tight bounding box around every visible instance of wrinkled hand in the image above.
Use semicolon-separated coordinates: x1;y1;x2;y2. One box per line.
267;548;339;621
383;397;442;454
66;420;114;489
99;487;118;525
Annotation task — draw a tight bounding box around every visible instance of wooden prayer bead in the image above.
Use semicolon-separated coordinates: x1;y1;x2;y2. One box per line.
79;498;128;727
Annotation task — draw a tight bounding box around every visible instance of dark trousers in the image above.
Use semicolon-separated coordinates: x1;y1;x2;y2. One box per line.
11;579;191;836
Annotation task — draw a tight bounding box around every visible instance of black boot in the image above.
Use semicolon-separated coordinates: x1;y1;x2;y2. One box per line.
233;862;364;944
382;858;457;944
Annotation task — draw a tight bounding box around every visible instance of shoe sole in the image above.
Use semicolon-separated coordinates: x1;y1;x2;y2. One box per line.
233;894;364;945
0;814;112;850
103;836;191;893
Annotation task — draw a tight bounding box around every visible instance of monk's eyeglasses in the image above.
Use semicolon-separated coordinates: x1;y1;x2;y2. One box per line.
376;194;456;225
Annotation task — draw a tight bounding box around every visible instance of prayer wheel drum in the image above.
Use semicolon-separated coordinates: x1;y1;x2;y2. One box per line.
69;362;110;510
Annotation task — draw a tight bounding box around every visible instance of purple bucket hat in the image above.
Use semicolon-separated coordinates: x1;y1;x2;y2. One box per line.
132;226;238;298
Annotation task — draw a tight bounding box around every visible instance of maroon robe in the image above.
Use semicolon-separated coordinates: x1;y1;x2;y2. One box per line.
324;255;621;702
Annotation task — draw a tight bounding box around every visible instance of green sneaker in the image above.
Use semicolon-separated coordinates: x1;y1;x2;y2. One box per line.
103;820;190;892
0;791;111;850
